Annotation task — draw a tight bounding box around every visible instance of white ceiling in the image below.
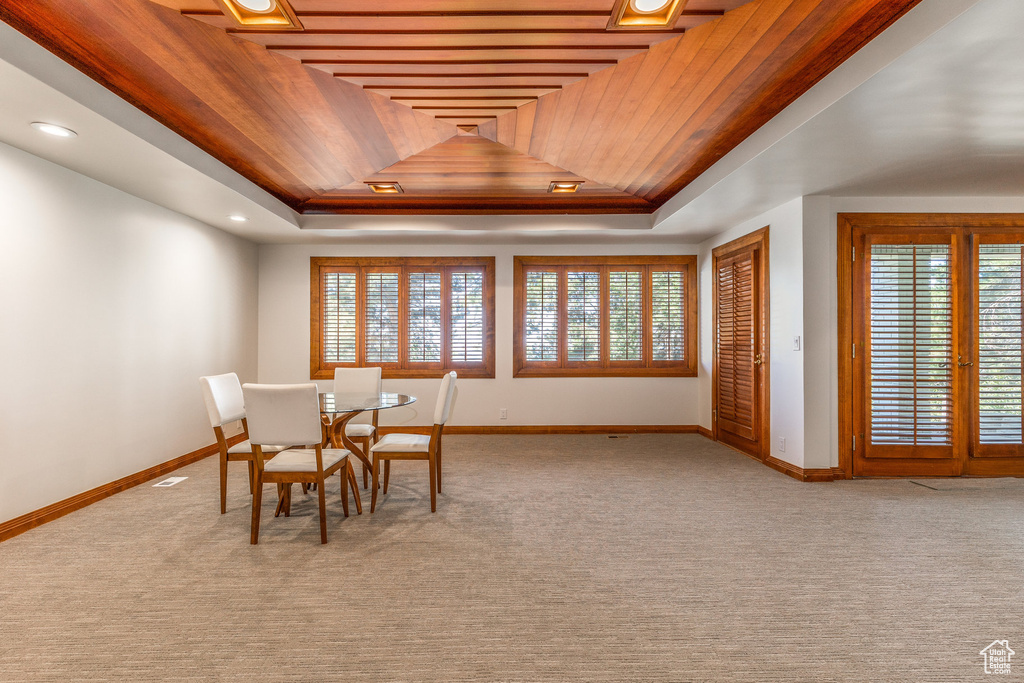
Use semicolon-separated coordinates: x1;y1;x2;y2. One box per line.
0;0;1019;244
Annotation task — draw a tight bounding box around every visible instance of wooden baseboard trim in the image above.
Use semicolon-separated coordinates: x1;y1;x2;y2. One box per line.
697;426;713;440
763;454;838;482
379;424;701;436
0;434;243;544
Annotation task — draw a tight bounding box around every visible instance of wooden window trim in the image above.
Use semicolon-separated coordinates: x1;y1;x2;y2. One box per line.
311;257;495;380
513;255;697;378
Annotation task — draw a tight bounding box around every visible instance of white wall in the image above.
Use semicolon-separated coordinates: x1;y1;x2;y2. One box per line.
698;198;810;469
258;242;701;428
0;141;258;524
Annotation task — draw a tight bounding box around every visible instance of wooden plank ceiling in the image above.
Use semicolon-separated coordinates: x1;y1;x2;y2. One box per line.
0;0;921;215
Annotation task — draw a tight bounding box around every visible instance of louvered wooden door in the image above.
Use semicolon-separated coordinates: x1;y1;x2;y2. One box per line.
713;229;769;460
851;227;1024;477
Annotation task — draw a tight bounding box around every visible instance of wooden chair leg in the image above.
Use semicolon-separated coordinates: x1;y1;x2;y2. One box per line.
383;460;391;494
247;460;255;495
317;477;328;544
220;452;229;515
275;483;285;517
341;466;350;517
347;460;363;515
428;452;437;513
371;456;380;513
436;441;442;494
284;484;292;517
250;478;263;545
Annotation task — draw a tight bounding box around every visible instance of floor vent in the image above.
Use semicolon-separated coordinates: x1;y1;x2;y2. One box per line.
153;477;188;487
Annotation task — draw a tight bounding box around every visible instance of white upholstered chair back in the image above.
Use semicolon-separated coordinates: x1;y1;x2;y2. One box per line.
199;373;245;428
334;367;382;424
243;383;323;447
433;371;457;425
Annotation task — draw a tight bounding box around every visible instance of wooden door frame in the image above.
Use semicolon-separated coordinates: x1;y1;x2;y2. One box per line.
712;226;770;462
838;213;1024;479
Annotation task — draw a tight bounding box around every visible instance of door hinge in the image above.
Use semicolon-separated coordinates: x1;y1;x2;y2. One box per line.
852;343;856;358
713;409;717;421
852;246;856;261
852;434;857;451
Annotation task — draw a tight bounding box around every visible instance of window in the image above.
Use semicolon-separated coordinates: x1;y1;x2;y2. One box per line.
513;255;697;377
311;257;495;379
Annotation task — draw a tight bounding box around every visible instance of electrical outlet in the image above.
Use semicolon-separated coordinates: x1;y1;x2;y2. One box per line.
793;336;801;351
499;408;508;420
778;437;786;452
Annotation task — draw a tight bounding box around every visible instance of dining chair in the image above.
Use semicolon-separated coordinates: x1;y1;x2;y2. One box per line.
369;371;456;513
243;382;361;544
333;366;382;488
200;373;287;515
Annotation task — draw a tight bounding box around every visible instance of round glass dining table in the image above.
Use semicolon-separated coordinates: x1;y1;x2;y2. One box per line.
319;392;416;471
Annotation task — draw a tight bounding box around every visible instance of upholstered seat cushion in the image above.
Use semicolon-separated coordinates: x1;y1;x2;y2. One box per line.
228;440;287;455
370;433;430;453
345;423;376;438
264;448;349;473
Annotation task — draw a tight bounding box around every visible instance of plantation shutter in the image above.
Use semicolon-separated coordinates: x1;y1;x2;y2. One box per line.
525;271;559;362
609;270;643;361
322;271;357;363
978;244;1024;446
651;270;686;362
566;270;601;362
716;253;755;437
364;271;400;363
867;244;953;447
450;270;484;363
407;271;442;363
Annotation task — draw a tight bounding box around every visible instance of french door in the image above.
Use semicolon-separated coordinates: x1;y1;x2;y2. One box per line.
713;227;769;460
846;217;1024;477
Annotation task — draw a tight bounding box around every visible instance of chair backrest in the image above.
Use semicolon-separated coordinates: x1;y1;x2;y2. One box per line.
334;367;382;425
333;366;382;394
199;373;245;428
433;371;457;425
243;383;323;447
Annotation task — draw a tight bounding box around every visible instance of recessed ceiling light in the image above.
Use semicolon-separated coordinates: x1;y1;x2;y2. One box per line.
631;0;671;12
228;214;249;222
366;182;403;194
216;0;301;29
30;122;77;138
608;0;685;29
548;181;582;193
235;0;274;11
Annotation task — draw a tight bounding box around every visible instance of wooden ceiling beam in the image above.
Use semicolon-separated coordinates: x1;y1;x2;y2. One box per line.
262;43;657;51
305;58;620;65
335;72;592;79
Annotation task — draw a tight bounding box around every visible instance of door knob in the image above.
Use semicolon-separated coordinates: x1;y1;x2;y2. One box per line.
957;354;974;367
753;354;763;366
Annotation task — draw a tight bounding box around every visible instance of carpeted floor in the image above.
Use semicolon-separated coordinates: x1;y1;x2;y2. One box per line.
1;434;1022;681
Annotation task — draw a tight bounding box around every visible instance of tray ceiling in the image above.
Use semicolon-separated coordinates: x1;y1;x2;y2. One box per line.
0;0;921;215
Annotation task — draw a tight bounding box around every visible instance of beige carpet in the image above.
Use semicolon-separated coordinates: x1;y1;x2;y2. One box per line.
1;434;1021;681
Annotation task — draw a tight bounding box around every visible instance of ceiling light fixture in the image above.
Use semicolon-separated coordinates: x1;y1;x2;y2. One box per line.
367;182;404;194
30;122;77;138
608;0;686;29
235;0;274;11
548;181;582;193
228;214;249;222
215;0;302;29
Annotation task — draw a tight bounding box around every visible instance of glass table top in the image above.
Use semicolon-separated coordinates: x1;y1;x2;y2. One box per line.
319;391;416;414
